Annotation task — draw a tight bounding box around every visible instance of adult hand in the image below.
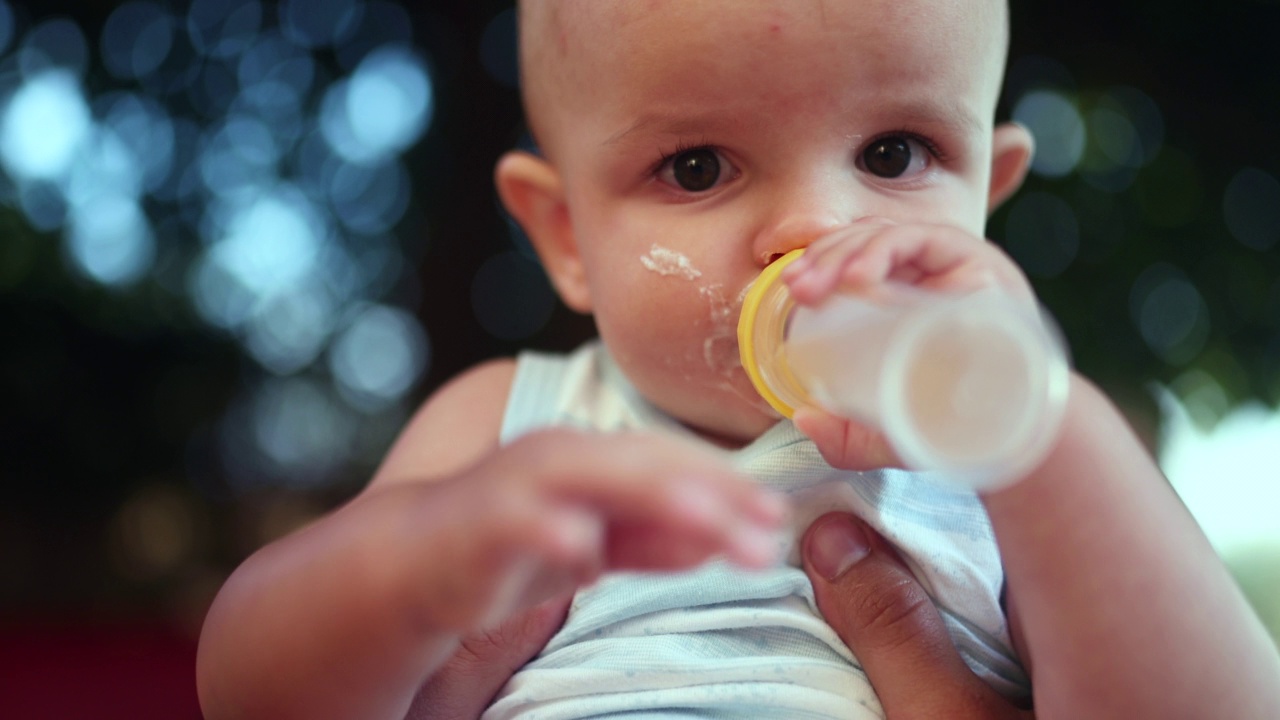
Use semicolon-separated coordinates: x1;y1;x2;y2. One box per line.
405;594;570;720
409;509;1036;720
802;512;1034;719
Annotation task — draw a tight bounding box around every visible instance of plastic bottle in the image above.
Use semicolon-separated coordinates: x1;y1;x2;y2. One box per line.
737;249;1070;490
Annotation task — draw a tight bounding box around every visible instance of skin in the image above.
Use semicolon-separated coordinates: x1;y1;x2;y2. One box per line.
197;1;1280;718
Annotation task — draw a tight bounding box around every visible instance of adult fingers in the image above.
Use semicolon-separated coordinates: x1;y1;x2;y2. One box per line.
406;594;571;720
801;513;1032;720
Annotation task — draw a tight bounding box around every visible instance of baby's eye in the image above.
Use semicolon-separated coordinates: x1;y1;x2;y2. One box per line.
859;136;932;180
658;147;735;192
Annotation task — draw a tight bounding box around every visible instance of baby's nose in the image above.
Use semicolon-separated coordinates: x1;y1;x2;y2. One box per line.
754;214;844;267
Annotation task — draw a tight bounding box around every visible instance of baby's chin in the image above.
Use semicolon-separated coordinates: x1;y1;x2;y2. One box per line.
672;384;783;449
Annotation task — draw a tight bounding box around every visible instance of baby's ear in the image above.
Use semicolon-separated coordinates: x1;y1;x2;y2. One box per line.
988;122;1035;214
494;151;592;313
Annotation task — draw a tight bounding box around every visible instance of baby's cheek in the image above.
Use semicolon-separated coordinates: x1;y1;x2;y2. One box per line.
701;333;739;378
695;283;743;376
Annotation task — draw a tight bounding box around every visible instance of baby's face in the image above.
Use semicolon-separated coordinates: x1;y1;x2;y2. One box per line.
534;0;1010;445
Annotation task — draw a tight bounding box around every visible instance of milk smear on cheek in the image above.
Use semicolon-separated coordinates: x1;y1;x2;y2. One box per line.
639;245;706;380
640;244;703;280
637;248;771;415
699;284;737;375
702;283;774;414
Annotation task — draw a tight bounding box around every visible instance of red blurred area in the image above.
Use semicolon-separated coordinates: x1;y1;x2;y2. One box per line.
0;619;201;720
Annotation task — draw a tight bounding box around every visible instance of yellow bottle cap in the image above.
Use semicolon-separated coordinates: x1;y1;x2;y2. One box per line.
737;248;808;417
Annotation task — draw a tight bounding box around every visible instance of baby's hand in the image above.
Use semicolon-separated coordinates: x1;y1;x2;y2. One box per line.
408;428;785;633
780;218;1035;309
779;220;1036;472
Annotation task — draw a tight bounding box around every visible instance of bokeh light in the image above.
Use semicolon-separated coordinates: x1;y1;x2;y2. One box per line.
1100;86;1164;166
0;70;92;182
0;0;434;492
471;250;557;341
187;0;263;60
97;93;176;195
19;17;89;77
1013;90;1085;178
0;2;14;57
248;376;354;485
1223;167;1280;251
65;193;155;286
480;7;518;88
242;281;336;375
1130;262;1211;366
329;303;430;411
321;44;432;165
279;0;363;49
101;2;175;81
109;484;203;581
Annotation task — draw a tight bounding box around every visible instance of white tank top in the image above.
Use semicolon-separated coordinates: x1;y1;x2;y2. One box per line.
483;342;1027;720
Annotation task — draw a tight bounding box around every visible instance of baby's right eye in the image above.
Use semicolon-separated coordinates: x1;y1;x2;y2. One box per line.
657;147;736;193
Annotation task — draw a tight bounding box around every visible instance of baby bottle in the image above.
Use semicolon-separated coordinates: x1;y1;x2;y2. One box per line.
737;249;1070;490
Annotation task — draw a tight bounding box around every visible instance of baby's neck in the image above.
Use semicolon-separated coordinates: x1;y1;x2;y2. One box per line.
689;425;752;449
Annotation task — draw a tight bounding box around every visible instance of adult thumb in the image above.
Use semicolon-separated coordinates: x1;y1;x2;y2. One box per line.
801;512;1029;720
407;594;570;719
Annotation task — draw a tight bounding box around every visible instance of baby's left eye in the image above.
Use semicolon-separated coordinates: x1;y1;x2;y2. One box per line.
859;136;932;180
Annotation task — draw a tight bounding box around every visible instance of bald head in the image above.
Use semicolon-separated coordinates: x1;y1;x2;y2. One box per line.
516;0;1011;161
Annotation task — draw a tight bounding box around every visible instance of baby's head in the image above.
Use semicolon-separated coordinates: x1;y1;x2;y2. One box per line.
497;0;1033;445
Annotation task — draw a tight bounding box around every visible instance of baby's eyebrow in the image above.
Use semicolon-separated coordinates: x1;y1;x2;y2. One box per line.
603;99;985;148
603;112;726;147
881;98;986;139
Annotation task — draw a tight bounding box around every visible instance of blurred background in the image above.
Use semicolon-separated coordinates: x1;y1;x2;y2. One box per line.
0;0;1276;717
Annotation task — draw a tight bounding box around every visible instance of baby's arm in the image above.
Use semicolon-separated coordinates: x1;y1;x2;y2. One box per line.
987;378;1280;717
196;360;784;720
786;221;1280;717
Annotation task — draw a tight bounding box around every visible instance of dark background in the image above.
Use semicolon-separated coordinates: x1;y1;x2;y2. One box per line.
1;1;1278;717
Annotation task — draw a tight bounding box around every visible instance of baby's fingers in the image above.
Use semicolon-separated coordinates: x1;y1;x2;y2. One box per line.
793;406;903;472
781;224;881;304
413;486;595;631
845;224;998;292
498;429;787;566
844;224;1036;305
603;478;785;571
782;222;1032;307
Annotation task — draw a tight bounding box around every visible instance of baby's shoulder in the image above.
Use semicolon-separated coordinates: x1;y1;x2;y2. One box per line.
416;357;519;433
367;358;517;488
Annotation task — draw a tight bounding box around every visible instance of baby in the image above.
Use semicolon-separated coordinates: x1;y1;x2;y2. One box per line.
197;1;1280;719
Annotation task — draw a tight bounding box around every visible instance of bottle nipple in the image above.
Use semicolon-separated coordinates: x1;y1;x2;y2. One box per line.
737;249;810;417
